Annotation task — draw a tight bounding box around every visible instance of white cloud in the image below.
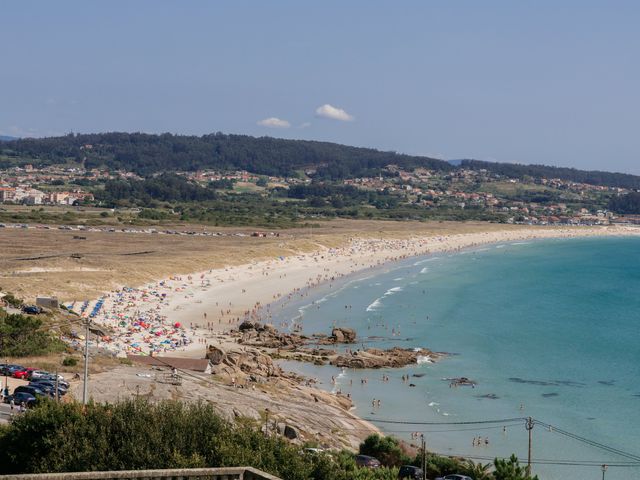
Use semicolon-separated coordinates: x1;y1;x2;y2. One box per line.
257;117;291;128
298;122;311;129
315;104;354;122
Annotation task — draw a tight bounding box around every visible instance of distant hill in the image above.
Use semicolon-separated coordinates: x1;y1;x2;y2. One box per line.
461;159;640;190
0;132;451;179
2;132;639;189
0;135;17;142
447;159;465;166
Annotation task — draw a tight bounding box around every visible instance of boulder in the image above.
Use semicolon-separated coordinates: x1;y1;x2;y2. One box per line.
206;345;226;365
331;327;356;344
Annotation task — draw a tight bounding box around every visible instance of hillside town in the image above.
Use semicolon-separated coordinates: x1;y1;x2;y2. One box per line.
0;161;627;226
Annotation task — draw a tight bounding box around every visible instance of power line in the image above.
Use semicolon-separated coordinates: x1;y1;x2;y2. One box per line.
337;422;524;434
360;415;640;467
362;416;526;425
533;419;640;463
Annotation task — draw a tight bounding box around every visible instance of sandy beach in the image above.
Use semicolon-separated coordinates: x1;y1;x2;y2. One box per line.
70;225;640;359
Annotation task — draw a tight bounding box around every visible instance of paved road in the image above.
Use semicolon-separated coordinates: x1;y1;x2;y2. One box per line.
0;401;19;424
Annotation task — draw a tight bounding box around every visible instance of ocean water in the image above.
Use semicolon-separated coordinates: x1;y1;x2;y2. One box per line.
276;237;640;480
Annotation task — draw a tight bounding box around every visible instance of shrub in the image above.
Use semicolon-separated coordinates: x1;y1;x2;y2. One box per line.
359;434;410;467
2;292;23;308
62;357;78;367
0;312;66;357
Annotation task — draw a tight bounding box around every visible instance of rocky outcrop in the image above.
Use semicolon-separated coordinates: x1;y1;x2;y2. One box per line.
314;327;357;345
206;343;283;379
330;327;356;343
233;323;306;349
331;347;438;369
227;324;442;372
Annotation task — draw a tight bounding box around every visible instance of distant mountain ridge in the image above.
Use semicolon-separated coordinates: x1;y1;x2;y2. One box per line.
0;135;18;142
1;132;639;189
0;132;451;179
460;159;640;190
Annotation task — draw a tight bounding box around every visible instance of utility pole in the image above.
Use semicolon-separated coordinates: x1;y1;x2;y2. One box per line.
601;464;607;480
421;434;427;480
55;368;59;402
3;358;8;399
82;318;91;405
526;417;534;477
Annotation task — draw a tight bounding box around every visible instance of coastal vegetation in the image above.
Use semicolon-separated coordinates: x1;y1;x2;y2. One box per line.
3;132;635;226
0;132;451;178
608;191;640;214
461;159;640;190
0;399;534;480
0;309;66;357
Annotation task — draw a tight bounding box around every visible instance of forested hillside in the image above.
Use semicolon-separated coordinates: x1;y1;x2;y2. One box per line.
461;159;640;190
0;132;451;179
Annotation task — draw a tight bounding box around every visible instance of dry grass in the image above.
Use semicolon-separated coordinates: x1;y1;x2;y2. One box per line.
0;219;525;301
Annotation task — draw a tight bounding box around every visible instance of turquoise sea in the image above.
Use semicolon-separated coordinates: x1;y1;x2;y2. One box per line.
275;236;640;480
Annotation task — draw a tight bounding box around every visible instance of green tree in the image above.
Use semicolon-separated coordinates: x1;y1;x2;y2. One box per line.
493;454;539;480
359;434;410;467
460;459;492;479
0;311;65;357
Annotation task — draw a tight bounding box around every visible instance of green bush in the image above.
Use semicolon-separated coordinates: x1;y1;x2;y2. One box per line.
0;399;532;479
62;357;78;367
2;292;23;308
0;312;66;357
359;434;410;467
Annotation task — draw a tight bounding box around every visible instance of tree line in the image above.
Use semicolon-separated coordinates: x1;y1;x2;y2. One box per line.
461;159;640;190
0;132;451;179
0;399;535;480
608;191;640;214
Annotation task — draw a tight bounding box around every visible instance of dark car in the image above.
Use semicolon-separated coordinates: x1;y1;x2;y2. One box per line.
5;392;37;406
13;385;49;398
355;455;381;468
30;381;67;396
39;376;69;389
22;305;42;315
399;465;424;479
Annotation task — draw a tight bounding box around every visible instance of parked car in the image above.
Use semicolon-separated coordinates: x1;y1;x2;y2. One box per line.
399;465;424;479
355;455;381;468
435;475;473;480
5;392;37;406
13;385;49;398
21;305;42;315
30;380;67;396
30;370;64;382
38;374;69;388
12;367;36;380
29;382;64;397
1;365;25;376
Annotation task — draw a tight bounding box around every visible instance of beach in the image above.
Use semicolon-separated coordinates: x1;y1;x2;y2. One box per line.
69;225;639;360
18;223;640;458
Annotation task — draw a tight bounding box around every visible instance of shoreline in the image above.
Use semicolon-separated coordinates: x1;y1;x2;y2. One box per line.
68;224;640;449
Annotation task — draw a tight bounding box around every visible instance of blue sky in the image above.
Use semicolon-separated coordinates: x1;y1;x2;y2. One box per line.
2;1;640;173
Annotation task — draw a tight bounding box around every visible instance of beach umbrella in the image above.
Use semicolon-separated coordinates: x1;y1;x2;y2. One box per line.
174;322;181;328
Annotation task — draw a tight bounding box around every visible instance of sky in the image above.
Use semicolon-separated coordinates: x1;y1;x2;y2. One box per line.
2;1;640;173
